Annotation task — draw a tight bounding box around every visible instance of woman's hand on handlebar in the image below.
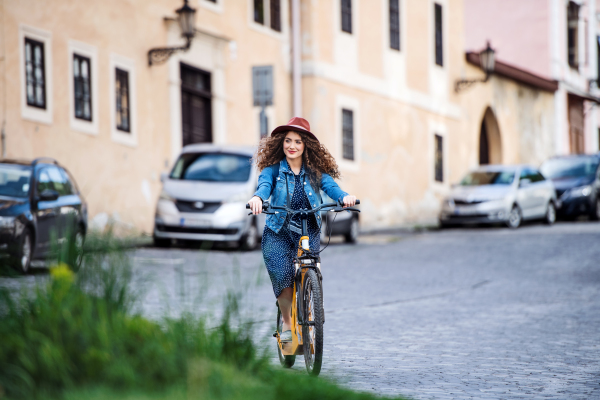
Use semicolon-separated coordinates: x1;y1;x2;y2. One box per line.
342;195;357;208
248;196;263;215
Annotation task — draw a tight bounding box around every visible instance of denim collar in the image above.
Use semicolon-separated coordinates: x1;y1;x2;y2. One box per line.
279;158;304;176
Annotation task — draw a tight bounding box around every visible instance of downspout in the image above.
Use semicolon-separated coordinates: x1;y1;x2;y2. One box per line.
1;0;6;158
291;0;302;117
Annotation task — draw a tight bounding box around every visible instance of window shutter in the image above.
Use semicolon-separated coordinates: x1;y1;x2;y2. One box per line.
434;3;443;66
342;109;354;161
341;0;352;33
389;0;400;51
252;66;273;107
270;0;281;32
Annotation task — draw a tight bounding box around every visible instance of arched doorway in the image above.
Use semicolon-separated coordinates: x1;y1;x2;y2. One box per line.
479;107;502;165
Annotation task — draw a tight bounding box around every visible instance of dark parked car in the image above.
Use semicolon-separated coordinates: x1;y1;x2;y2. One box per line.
319;191;359;243
0;158;87;273
540;154;600;220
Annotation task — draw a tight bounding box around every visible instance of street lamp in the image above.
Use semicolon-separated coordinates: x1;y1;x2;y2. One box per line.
148;0;197;66
455;41;496;92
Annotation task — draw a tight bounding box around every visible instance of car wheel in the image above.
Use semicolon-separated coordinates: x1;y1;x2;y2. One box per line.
506;205;522;229
544;202;556;225
15;228;33;274
72;230;85;267
153;235;171;248
344;217;359;243
240;223;259;251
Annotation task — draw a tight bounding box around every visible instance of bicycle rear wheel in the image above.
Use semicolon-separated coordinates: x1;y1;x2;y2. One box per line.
276;306;296;368
302;268;324;376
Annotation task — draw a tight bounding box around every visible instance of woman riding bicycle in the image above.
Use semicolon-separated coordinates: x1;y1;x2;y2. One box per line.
248;117;357;343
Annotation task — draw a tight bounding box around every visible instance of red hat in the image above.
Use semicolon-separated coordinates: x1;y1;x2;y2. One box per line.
270;117;319;142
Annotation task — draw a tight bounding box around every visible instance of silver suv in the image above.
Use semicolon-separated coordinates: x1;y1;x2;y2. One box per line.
153;145;264;249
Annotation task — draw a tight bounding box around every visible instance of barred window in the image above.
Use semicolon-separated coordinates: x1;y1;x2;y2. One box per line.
389;0;400;51
270;0;281;32
24;38;46;109
342;109;354;161
341;0;352;33
73;54;92;121
115;68;130;132
434;134;444;182
434;3;443;66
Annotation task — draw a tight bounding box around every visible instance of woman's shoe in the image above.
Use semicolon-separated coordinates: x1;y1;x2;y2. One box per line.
280;330;292;342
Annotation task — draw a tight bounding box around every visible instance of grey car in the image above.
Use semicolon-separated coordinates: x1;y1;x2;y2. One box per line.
439;165;557;228
153;145;264;249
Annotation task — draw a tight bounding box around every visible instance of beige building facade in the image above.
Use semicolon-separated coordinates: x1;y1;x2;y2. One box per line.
0;0;561;232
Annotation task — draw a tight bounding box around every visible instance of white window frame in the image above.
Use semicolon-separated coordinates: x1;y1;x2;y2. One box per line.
428;120;448;189
335;94;360;172
68;40;99;135
247;0;287;38
109;54;138;147
199;0;224;14
19;24;53;125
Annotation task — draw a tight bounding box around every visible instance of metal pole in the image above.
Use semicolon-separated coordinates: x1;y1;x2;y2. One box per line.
291;0;302;117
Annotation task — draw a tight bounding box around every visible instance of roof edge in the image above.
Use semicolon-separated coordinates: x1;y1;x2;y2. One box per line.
466;52;559;92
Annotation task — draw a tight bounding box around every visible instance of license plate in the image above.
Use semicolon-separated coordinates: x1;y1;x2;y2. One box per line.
180;218;210;228
454;206;473;215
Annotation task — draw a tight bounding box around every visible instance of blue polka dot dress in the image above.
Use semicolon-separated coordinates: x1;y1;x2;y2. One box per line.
262;169;320;298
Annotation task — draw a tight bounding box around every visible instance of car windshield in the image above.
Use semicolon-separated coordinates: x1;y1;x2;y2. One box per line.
170;153;252;182
0;164;32;198
540;158;599;179
460;171;515;186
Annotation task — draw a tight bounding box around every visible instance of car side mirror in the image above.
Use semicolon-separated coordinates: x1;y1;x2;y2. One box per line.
519;178;531;188
39;189;59;201
160;172;168;183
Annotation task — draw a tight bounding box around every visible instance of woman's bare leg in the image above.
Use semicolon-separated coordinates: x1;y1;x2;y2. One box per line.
277;287;293;331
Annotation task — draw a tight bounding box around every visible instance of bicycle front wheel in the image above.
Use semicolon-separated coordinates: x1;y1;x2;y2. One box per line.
276;306;296;368
302;268;324;376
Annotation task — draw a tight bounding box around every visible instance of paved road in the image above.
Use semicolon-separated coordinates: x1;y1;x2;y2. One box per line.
3;221;599;399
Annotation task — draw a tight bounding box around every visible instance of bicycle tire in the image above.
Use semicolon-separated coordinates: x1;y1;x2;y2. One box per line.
302;268;324;376
276;306;296;368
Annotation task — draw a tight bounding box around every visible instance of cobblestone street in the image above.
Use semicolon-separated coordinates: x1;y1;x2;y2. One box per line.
3;221;599;399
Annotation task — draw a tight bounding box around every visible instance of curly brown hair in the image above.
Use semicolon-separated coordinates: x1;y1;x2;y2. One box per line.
254;130;341;189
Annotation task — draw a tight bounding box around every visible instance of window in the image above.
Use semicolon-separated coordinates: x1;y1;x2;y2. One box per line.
434;3;443;66
434;134;443;182
47;166;73;196
270;0;281;32
181;63;212;145
24;38;46;109
341;0;352;33
568;2;579;69
342;109;354;160
389;0;400;51
36;169;52;194
254;0;265;24
252;66;274;139
115;68;130;132
170;153;252;182
597;37;600;85
73;54;92;121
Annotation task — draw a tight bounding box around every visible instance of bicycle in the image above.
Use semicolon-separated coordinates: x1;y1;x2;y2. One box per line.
246;199;360;376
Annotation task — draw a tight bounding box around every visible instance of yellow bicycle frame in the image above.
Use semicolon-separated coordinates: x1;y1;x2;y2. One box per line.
277;235;314;356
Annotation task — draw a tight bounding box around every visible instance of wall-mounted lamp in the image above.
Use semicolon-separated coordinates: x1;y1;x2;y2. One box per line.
455;42;496;92
148;0;196;66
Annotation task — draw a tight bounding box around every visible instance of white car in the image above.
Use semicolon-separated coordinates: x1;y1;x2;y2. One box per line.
439;165;557;228
153;144;265;249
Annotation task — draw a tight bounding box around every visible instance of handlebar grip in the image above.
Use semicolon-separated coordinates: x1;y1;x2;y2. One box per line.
245;204;250;209
356;199;360;205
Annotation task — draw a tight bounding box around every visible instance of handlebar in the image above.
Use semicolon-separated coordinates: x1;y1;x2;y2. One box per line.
246;199;360;215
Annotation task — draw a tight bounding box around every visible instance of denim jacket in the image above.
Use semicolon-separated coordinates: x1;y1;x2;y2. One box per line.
253;159;348;233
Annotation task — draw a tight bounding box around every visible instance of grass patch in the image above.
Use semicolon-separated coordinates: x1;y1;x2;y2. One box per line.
0;234;407;400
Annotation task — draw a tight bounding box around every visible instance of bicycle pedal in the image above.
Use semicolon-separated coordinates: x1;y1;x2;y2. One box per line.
272;331;278;338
